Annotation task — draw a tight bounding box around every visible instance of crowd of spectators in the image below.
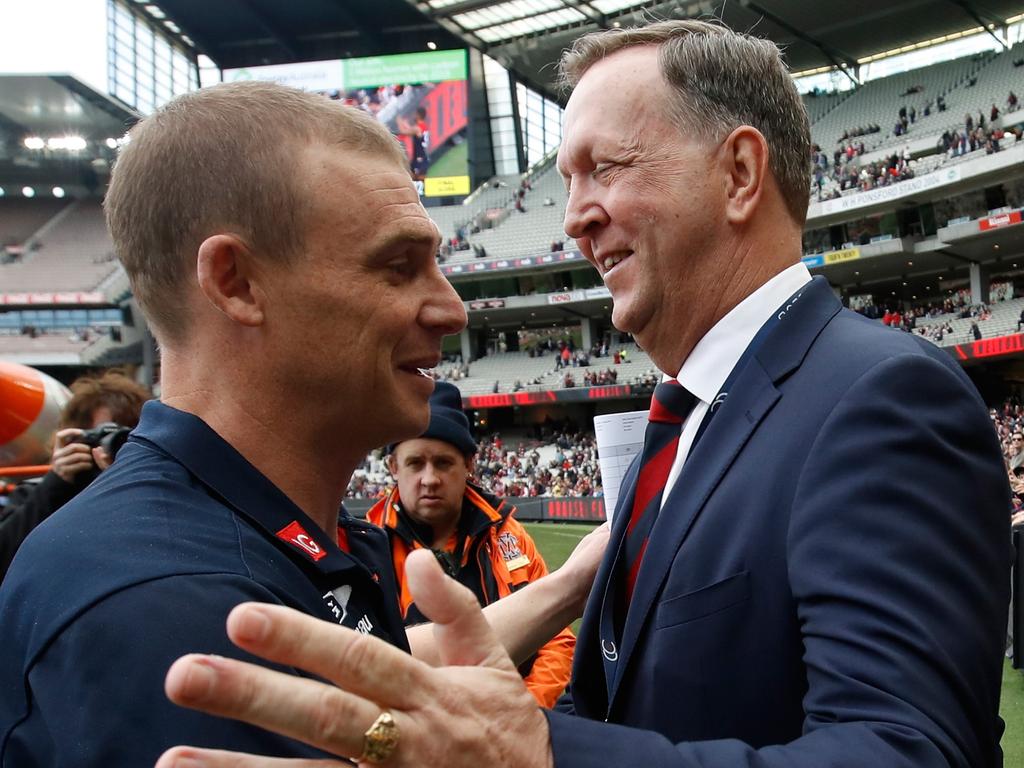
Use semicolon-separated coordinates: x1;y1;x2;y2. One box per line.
345;427;603;500
809;90;1023;204
988;400;1024;527
811;142;915;199
939;110;1018;158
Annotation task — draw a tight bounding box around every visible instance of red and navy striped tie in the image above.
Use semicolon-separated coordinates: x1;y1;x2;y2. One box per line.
622;379;696;603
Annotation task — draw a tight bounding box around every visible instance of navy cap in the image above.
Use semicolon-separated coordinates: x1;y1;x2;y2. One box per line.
391;381;476;456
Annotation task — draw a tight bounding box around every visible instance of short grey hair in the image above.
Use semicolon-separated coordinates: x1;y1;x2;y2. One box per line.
558;19;811;224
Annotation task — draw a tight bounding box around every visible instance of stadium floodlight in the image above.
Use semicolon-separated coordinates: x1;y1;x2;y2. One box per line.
24;137;45;150
427;41;438;50
0;187;5;197
52;187;65;199
46;136;87;151
21;187;35;198
105;138;118;149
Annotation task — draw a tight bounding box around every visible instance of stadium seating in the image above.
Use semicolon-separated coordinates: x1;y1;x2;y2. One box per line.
442;166;575;261
810;51;994;152
0;198;69;250
0;199;119;292
802;90;850;124
445;341;657;396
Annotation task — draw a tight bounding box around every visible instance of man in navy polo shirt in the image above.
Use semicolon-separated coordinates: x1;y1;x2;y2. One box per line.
0;81;605;766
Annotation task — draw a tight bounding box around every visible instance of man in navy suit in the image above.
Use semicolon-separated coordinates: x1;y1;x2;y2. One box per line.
157;20;1011;768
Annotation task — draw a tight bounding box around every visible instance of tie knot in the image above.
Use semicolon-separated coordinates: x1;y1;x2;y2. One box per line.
649;379;695;424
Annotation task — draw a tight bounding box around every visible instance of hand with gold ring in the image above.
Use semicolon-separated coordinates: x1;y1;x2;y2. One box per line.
359;710;399;764
155;549;554;768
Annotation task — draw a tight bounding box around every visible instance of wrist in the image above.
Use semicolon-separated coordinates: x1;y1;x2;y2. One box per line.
548;565;588;621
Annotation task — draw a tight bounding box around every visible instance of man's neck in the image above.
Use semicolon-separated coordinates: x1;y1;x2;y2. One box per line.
160;363;358;535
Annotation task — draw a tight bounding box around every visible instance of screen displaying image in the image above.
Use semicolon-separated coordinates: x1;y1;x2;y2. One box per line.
225;50;470;198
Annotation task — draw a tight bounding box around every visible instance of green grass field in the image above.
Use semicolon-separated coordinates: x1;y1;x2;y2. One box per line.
524;522;1024;760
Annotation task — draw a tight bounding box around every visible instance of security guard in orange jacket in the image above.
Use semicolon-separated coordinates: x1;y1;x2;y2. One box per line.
367;382;575;708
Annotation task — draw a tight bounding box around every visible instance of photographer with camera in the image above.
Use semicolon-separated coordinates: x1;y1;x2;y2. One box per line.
0;370;149;581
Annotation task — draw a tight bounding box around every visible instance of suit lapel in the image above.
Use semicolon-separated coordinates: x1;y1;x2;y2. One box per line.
571;456;641;717
606;276;842;706
609;361;779;702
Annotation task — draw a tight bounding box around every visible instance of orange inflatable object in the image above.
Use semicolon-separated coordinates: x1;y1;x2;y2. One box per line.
0;361;71;470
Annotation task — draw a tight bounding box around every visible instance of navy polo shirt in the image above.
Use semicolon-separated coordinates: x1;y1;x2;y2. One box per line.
0;401;408;766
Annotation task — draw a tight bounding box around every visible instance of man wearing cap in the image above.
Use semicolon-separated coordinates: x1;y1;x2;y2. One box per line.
367;382;575;708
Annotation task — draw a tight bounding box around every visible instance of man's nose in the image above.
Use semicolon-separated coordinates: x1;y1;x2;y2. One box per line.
563;180;608;241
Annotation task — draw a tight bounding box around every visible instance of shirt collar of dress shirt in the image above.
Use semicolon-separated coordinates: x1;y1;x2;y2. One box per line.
673;262;813;404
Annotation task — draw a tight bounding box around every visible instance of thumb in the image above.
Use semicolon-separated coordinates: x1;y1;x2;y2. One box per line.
405;549;518;672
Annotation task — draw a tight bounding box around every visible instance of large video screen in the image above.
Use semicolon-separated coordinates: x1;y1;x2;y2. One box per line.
224;50;470;198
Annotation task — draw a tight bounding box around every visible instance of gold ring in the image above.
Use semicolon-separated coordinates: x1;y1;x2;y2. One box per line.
358;710;400;764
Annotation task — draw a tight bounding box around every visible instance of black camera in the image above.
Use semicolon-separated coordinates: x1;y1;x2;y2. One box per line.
75;422;132;461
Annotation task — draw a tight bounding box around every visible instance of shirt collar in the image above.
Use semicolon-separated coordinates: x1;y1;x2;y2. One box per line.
675;262;812;403
130;400;366;578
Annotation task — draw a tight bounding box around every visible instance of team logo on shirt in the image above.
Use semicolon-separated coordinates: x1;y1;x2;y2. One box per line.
275;520;327;562
321;584;374;634
497;532;530;571
323;585;352;624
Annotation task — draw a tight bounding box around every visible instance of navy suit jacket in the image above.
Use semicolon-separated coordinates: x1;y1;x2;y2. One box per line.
547;277;1011;767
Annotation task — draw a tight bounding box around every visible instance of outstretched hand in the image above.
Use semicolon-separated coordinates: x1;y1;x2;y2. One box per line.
157;549;554;768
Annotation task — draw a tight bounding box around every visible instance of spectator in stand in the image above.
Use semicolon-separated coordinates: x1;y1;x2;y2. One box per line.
367;382;575;708
972;321;983;340
1009;91;1019;111
0;371;150;580
1009;431;1024;471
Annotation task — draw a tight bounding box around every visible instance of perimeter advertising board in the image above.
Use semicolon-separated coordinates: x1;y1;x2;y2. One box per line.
225;50;470;198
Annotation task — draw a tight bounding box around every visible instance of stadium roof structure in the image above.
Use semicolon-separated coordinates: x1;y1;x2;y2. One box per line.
0;76;137;142
150;0;1024;98
0;76;138;193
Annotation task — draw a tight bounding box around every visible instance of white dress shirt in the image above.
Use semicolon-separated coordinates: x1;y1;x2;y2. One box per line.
660;262;813;506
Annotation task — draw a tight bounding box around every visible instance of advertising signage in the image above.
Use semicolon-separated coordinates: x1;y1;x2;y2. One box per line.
463;385;636;409
225;50;470;198
950;333;1024;362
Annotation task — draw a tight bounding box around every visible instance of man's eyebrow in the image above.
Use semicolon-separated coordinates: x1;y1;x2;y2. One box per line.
374;229;440;254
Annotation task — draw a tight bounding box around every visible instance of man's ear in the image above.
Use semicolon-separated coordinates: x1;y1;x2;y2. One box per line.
464;454;476;479
387;453;399;477
719;125;770;226
196;234;265;327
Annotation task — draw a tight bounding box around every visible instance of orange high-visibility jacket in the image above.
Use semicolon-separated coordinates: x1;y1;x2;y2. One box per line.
367;483;575;708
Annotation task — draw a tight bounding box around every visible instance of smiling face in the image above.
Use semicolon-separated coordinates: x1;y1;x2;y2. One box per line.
261;144;467;453
388;437;472;541
558;46;730;374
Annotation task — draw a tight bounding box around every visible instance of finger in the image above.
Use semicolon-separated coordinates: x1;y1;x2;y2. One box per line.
225;603;431;709
55;428;84;443
165;654;378;760
157;745;349;768
53;459;95;477
92;446;112;469
404;549;517;671
55;443;94;461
